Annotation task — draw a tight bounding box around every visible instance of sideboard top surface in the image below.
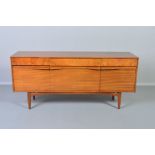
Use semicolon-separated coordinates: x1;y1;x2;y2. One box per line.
11;51;138;59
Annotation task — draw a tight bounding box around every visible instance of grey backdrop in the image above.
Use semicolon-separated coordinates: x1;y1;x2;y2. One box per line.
0;26;154;85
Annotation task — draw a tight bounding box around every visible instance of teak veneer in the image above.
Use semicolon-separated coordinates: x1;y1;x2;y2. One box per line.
11;51;139;109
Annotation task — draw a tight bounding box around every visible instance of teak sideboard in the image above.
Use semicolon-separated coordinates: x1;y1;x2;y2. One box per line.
11;51;139;109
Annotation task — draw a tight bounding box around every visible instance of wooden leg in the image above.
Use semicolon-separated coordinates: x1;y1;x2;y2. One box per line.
117;93;122;109
27;92;32;109
33;96;35;100
112;95;115;101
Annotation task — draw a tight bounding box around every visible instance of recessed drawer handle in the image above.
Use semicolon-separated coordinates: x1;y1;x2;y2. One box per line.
101;69;120;71
51;68;100;70
36;68;61;70
89;68;100;71
36;68;120;71
51;68;62;70
36;68;50;70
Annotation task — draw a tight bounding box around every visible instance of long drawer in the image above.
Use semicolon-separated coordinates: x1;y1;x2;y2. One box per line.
11;58;100;66
11;57;138;67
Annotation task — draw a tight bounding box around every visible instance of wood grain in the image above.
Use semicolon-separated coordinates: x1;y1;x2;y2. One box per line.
50;58;100;66
13;66;51;92
10;51;139;109
100;67;136;92
50;67;100;92
11;57;50;65
100;58;138;66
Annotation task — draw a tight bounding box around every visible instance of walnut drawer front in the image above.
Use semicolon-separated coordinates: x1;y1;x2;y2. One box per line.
50;58;101;66
100;67;137;92
11;58;50;65
50;67;100;93
100;59;138;66
12;66;51;92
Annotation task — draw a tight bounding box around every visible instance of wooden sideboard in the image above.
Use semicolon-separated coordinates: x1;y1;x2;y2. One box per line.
11;51;139;109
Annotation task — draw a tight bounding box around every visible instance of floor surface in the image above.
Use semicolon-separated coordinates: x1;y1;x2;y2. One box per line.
0;85;155;129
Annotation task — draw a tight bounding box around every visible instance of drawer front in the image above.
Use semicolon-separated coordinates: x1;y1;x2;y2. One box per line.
11;58;138;66
12;66;51;92
50;58;100;66
50;67;100;92
11;58;50;65
100;59;138;66
100;67;137;92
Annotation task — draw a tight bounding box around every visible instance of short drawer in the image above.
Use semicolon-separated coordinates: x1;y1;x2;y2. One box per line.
50;58;101;66
101;58;138;66
11;57;50;65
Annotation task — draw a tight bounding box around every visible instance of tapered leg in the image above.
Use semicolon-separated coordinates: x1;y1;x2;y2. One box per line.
27;92;31;109
112;95;115;101
117;93;122;109
33;96;35;100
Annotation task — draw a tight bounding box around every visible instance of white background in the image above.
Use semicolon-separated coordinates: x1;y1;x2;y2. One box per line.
0;26;155;85
0;0;155;155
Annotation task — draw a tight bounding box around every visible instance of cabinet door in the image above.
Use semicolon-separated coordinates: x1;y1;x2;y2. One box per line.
50;67;100;93
100;67;136;92
13;66;51;92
